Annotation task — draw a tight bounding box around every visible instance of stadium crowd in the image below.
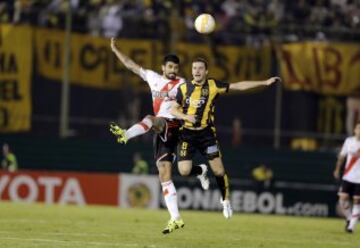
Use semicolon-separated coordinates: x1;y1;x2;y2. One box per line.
0;0;359;43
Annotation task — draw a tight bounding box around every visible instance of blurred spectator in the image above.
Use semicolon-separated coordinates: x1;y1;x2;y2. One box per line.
331;0;348;11
0;2;11;23
0;0;359;43
101;0;123;38
1;143;18;172
132;152;149;175
288;0;311;23
268;0;284;23
252;164;273;190
310;0;329;26
346;1;360;28
86;0;103;36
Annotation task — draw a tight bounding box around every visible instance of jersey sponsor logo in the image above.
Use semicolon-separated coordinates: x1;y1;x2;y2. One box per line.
152;90;169;99
185;97;206;108
152;79;180;115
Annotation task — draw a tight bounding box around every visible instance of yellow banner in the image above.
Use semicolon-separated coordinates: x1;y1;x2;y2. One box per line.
35;28;271;89
278;42;360;95
0;25;32;133
175;42;271;83
35;28;160;90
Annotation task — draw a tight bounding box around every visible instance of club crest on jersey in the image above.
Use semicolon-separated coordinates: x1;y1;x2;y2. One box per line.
201;88;209;96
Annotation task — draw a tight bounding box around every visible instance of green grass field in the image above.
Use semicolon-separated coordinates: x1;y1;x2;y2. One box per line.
0;202;359;248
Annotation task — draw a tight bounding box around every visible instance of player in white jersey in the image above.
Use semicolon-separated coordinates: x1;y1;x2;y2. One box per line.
108;38;209;234
334;123;360;233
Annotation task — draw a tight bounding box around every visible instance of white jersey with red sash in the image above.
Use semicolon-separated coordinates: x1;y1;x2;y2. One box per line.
140;69;184;119
340;136;360;184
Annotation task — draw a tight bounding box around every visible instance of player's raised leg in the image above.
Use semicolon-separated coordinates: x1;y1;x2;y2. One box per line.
109;115;155;144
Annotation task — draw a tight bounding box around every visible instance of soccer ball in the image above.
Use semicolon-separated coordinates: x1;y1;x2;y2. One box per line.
194;13;216;34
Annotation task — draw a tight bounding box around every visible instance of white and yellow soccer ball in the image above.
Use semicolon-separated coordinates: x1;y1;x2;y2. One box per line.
194;13;216;34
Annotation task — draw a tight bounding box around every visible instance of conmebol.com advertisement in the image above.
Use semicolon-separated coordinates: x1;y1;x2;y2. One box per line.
164;177;337;217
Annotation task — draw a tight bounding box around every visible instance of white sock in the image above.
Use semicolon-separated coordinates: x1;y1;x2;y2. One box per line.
161;180;180;220
349;204;360;230
339;199;352;221
125;117;153;140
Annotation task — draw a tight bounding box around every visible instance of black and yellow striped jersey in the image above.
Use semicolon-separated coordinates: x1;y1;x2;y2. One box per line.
175;78;229;129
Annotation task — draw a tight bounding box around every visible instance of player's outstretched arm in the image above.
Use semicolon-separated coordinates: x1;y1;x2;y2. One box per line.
333;155;345;180
229;77;281;91
170;101;196;124
110;37;142;76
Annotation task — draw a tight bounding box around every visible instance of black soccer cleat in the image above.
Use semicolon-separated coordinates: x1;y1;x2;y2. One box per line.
345;220;350;231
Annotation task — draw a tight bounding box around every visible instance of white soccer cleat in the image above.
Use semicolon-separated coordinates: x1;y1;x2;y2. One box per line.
221;199;233;219
197;164;210;190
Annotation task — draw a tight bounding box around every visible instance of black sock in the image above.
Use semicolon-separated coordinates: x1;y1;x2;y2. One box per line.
189;165;202;176
215;173;230;200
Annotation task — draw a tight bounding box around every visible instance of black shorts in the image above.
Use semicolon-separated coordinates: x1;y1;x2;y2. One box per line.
153;118;180;163
177;126;221;161
338;180;360;197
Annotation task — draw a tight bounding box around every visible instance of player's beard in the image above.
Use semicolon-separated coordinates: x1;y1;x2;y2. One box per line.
166;73;176;80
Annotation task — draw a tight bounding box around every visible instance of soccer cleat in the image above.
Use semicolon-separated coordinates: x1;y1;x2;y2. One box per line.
174;219;185;229
162;219;185;234
346;227;353;234
221;199;233;219
345;220;350;232
197;164;210;190
162;219;176;234
109;122;128;144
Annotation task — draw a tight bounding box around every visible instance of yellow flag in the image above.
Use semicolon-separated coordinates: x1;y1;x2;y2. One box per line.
0;25;32;132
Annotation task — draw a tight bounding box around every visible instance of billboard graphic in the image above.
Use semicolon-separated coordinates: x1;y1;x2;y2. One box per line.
0;170;119;206
168;178;337;217
119;174;160;209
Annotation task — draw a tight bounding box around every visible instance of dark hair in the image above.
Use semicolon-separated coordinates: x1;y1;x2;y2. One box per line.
192;57;208;69
163;54;180;65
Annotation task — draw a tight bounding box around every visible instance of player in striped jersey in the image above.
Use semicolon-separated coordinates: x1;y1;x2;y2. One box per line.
109;39;209;234
334;123;360;233
171;57;279;219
